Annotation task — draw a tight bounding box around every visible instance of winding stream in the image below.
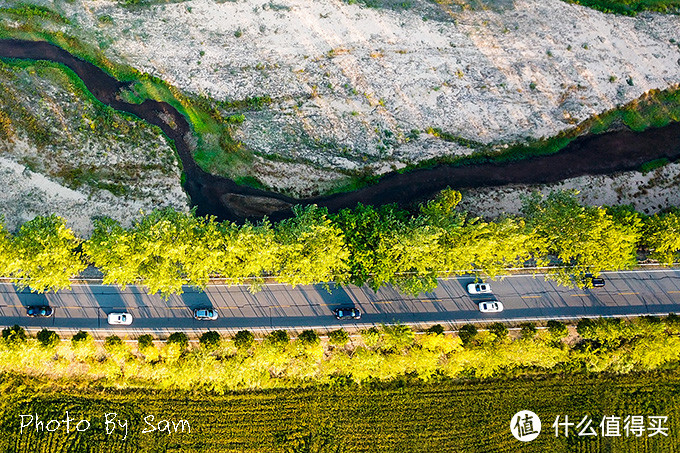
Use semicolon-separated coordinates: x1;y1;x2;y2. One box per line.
2;39;680;222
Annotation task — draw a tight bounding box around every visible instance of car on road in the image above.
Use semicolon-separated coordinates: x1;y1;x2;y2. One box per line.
333;307;361;320
26;306;53;317
478;300;503;313
467;282;492;294
107;312;133;325
194;308;218;320
585;273;606;287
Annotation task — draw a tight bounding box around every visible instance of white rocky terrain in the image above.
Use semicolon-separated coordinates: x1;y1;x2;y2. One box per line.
459;162;680;218
27;0;680;195
0;154;188;235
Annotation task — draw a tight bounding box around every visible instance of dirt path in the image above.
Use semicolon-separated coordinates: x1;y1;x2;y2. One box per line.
2;39;680;222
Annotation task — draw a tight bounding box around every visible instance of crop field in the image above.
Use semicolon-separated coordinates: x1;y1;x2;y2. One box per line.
0;372;678;452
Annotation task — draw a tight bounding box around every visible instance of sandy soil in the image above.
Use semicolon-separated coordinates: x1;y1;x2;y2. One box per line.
28;0;680;195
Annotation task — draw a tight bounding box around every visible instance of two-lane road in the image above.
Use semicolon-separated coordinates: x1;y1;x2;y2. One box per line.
1;269;680;336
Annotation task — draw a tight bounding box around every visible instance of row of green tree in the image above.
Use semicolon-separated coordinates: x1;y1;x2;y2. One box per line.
2;315;680;391
0;189;679;295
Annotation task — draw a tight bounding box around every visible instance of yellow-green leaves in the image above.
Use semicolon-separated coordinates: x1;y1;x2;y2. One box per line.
0;219;12;276
643;209;680;265
522;191;641;286
10;215;85;292
85;210;224;296
274;205;349;287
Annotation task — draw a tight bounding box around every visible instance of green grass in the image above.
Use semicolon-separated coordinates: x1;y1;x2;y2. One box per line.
0;4;69;24
563;0;680;15
1;372;680;452
640;158;671;174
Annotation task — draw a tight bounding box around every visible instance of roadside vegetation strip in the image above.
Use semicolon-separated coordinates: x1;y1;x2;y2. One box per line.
1;315;680;394
1;359;680;451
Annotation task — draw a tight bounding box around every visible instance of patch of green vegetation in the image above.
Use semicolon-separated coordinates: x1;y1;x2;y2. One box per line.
232;175;266;189
343;0;414;9
640;157;671;174
97;14;114;25
226;113;246;124
425;127;486;149
0;4;69;24
563;0;680;15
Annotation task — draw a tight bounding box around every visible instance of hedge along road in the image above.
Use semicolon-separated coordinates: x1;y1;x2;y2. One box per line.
2;269;680;337
2;39;680;223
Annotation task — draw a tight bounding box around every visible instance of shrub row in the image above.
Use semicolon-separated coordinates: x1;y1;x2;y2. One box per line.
2;315;680;391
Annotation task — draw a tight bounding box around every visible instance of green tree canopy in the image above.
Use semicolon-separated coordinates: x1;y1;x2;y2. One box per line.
458;324;478;346
643;209;680;265
10;214;86;292
333;203;442;294
297;330;320;346
275;205;349;287
37;329;59;348
234;330;255;350
199;331;221;350
138;334;154;350
213;221;277;286
488;322;509;342
0;219;13;276
2;324;26;345
328;329;350;346
167;332;189;349
522;191;641;286
84;209;211;296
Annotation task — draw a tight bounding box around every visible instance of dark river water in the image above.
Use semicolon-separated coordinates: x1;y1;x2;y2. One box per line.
2;39;680;222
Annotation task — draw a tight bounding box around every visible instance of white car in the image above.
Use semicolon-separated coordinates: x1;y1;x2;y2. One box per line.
478;301;503;313
107;312;133;325
467;282;492;294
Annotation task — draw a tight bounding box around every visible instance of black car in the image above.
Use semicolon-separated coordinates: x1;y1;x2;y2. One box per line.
585;273;606;288
333;307;361;320
26;306;53;317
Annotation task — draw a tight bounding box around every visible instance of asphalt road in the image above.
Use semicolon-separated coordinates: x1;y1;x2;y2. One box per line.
1;269;680;337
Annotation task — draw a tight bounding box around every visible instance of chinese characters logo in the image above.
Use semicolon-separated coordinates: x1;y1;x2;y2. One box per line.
511;410;541;442
553;415;669;438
